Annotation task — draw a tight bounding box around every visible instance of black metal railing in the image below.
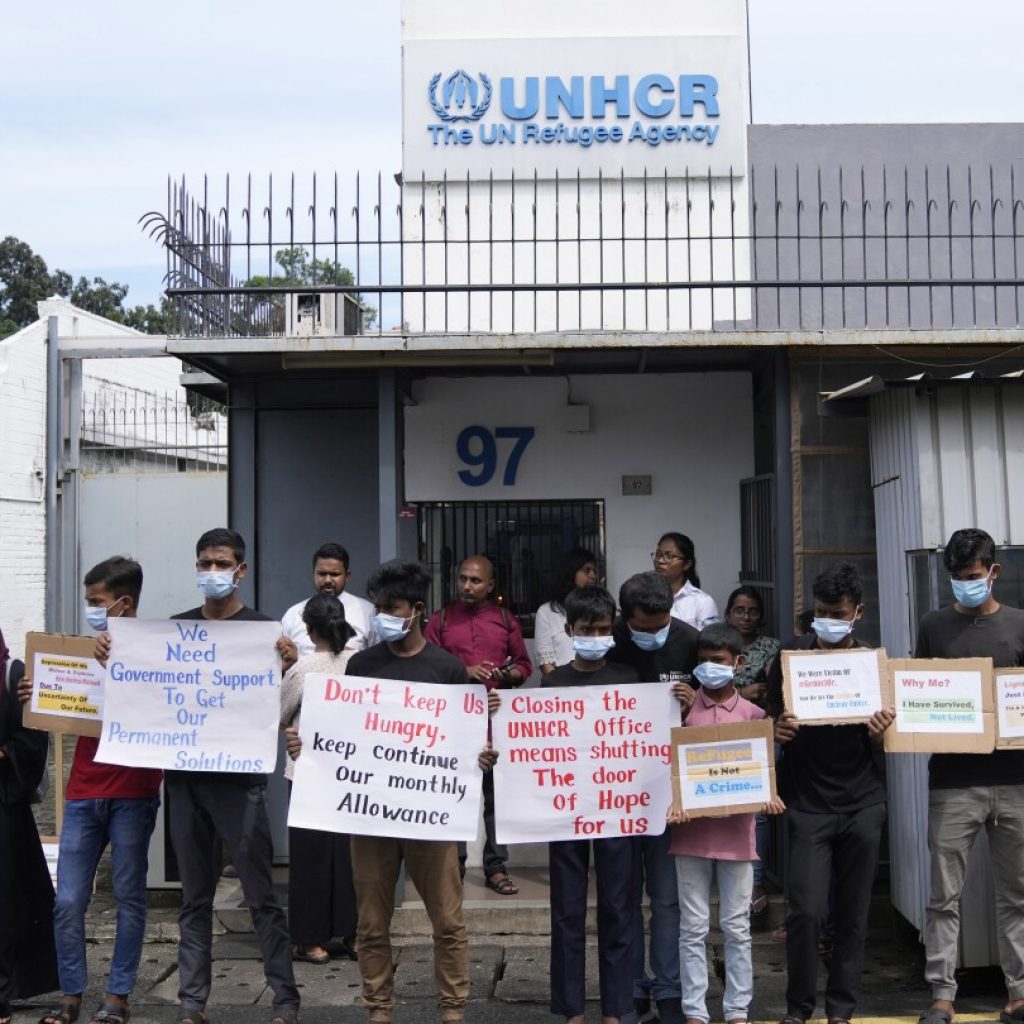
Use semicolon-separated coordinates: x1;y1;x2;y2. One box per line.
145;164;1024;338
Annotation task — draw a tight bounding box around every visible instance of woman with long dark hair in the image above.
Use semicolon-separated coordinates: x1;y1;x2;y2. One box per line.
534;547;598;675
651;532;719;629
281;594;358;964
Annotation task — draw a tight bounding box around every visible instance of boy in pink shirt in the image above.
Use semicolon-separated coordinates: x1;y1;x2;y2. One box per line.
668;623;785;1024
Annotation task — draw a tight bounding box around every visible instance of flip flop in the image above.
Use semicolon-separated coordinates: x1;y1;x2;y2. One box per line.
918;1009;952;1024
40;1003;82;1024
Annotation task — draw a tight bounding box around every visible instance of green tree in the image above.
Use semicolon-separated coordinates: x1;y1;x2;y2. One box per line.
0;236;54;335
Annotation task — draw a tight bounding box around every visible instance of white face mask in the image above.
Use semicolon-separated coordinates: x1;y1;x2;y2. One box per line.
811;616;855;645
197;569;237;599
374;611;414;642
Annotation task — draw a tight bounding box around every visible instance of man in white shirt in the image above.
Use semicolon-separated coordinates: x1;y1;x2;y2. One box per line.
280;543;376;657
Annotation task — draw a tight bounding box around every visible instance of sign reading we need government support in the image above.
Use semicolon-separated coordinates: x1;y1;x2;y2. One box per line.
96;618;283;773
288;675;489;841
491;682;676;843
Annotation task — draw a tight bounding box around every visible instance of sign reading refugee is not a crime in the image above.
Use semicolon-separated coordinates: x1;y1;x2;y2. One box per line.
95;617;283;773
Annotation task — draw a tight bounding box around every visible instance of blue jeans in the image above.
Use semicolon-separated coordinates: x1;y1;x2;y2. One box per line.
676;855;754;1023
633;829;681;1000
55;796;159;996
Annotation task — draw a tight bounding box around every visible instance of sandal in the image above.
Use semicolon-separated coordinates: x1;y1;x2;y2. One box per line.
88;1004;129;1024
177;1009;207;1024
41;1002;82;1024
919;1010;952;1024
485;871;519;896
292;945;329;965
1002;1009;1024;1024
750;892;769;917
270;1007;299;1024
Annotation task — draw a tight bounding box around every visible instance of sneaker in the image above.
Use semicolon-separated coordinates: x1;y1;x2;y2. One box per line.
657;999;685;1024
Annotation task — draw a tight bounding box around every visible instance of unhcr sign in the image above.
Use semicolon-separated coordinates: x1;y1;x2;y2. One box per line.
403;23;748;180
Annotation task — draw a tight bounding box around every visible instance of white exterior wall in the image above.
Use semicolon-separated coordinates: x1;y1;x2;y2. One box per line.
400;0;750;333
0;299;185;659
870;383;1024;966
404;372;754;608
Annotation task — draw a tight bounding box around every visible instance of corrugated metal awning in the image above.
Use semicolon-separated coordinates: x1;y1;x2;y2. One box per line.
818;369;1024;414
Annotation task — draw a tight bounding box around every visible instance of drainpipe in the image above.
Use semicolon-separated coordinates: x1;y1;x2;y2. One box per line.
45;315;61;632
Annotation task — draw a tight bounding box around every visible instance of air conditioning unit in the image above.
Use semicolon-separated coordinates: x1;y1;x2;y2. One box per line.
286;292;340;337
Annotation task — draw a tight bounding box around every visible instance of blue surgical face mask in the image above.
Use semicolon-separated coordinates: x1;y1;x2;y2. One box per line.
572;635;616;661
693;661;735;690
630;623;671;652
374;611;414;643
812;616;855;645
197;570;237;599
951;573;992;609
84;597;125;633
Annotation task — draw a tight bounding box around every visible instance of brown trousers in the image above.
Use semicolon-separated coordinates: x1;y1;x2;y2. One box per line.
350;835;468;1021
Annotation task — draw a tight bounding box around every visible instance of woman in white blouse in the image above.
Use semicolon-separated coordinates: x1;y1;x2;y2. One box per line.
281;592;357;964
652;531;720;629
534;547;599;674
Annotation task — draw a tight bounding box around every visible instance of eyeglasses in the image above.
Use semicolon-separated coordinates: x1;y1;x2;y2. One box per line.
651;550;683;563
729;607;762;620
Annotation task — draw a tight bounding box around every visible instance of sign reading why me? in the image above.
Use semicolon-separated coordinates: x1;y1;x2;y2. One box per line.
96;618;283;773
288;675;488;841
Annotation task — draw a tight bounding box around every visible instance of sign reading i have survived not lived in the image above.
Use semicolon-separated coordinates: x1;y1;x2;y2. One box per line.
884;657;995;754
287;675;489;840
96;618;284;773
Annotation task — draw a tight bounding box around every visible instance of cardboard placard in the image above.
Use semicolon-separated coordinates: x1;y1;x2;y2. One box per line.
884;658;995;754
995;668;1024;749
21;632;105;738
781;647;888;724
670;719;776;819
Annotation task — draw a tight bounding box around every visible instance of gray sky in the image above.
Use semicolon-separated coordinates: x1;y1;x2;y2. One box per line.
2;0;1022;308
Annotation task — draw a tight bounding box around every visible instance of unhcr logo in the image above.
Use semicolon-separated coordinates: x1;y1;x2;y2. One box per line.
428;70;493;122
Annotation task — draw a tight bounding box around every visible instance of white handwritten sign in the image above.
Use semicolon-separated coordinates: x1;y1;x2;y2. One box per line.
782;648;887;724
491;682;676;843
287;675;488;840
996;670;1024;748
95;618;283;773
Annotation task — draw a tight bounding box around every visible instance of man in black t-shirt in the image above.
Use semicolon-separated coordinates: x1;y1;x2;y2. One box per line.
98;528;300;1024
915;529;1024;1024
544;585;638;1024
768;562;894;1024
341;560;494;1024
608;572;696;1024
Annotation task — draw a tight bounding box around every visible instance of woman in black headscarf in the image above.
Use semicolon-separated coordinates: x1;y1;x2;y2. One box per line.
0;628;59;1021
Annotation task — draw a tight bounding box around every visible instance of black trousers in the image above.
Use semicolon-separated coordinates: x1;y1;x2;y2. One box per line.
166;774;299;1013
457;770;508;877
287;825;357;945
549;836;635;1018
784;803;886;1020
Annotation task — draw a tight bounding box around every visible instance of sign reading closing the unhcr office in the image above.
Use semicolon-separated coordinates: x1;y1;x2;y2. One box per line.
403;33;748;180
491;682;676;843
288;675;489;840
95;618;283;772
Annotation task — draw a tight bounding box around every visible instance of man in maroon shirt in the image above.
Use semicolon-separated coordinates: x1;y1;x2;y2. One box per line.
22;557;162;1024
424;555;532;894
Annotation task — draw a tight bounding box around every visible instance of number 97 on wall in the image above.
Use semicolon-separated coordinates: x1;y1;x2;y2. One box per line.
456;426;535;487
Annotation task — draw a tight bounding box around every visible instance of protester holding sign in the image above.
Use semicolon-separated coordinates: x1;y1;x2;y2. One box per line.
667;623;786;1024
768;561;894;1024
281;593;358;965
543;585;638;1024
21;557;161;1024
0;624;58;1024
97;529;300;1024
343;559;496;1024
914;529;1024;1024
609;571;697;1024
